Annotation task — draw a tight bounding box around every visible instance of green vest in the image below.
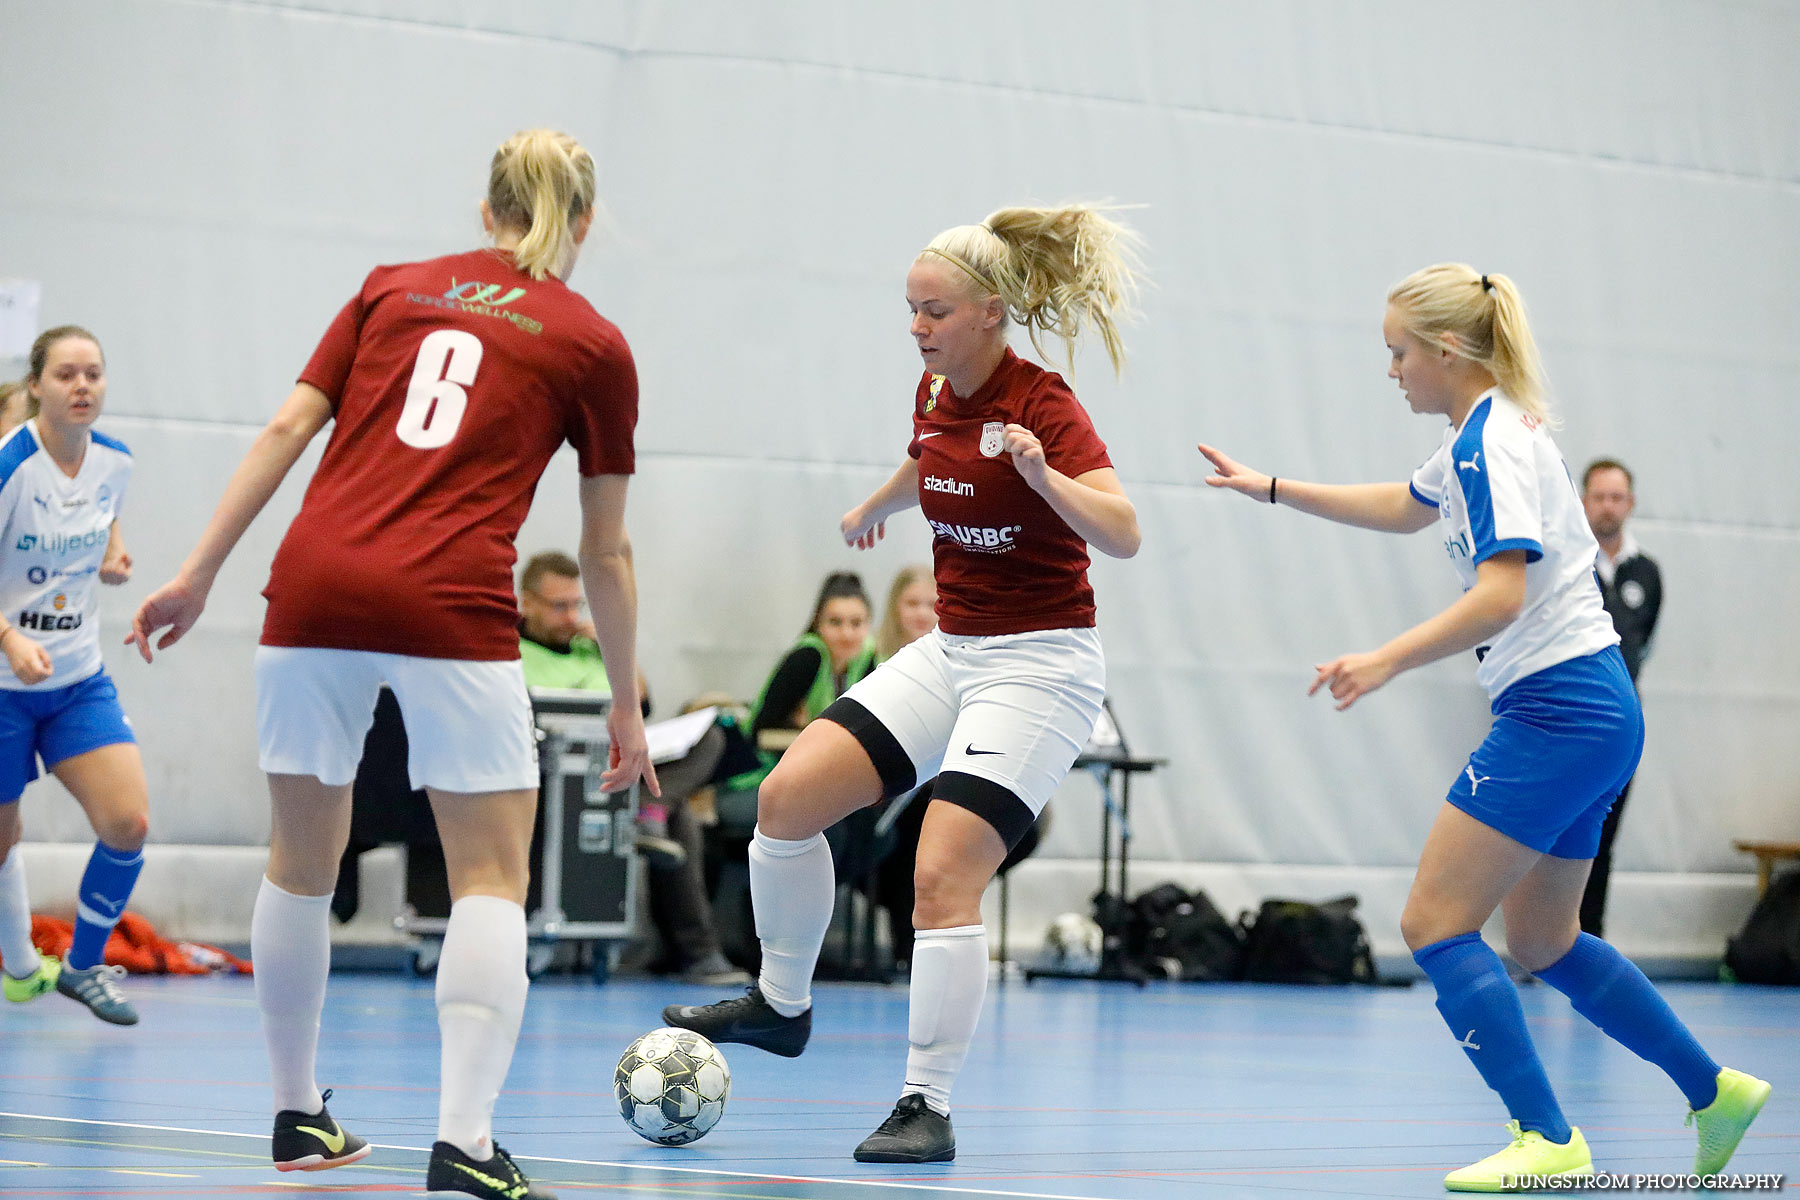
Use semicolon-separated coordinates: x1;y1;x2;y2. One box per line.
518;634;610;695
724;632;877;792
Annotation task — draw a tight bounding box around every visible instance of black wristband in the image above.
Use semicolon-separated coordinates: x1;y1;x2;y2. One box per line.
1268;477;1278;505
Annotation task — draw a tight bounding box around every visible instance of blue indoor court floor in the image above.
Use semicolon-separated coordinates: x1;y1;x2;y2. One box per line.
1;971;1794;1198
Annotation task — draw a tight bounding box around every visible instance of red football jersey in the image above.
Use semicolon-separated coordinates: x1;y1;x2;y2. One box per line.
907;348;1112;635
262;248;637;660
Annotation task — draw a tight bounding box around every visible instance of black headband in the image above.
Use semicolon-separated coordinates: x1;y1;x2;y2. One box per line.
1480;274;1493;292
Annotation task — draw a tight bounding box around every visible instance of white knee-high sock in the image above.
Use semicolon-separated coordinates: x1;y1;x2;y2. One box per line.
903;924;988;1116
748;827;834;1017
436;895;529;1161
252;878;332;1114
0;848;40;979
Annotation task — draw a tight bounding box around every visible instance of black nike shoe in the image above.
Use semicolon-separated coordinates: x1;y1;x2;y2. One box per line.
271;1088;372;1172
426;1140;557;1199
853;1093;956;1163
661;985;811;1058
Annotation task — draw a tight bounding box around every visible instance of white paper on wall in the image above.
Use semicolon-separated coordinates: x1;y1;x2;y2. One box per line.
0;280;41;358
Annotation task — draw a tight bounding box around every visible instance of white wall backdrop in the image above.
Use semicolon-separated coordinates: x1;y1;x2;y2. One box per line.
2;0;1796;957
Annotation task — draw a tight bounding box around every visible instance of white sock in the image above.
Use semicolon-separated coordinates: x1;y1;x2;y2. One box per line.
252;877;331;1114
749;827;834;1017
0;848;40;980
902;924;988;1116
436;894;528;1161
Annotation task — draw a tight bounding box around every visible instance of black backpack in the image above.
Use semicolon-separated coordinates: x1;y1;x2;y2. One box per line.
1105;882;1245;981
1725;869;1800;985
1239;895;1377;984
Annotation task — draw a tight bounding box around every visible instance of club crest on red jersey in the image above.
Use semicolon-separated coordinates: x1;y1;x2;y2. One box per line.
925;375;945;413
979;421;1005;458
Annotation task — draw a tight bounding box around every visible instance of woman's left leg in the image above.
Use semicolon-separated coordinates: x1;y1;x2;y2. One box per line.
1508;854;1769;1175
905;801;1007;1109
852;799;1006;1165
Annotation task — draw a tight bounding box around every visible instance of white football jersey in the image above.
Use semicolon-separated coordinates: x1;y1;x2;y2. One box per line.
0;421;132;690
1409;391;1618;698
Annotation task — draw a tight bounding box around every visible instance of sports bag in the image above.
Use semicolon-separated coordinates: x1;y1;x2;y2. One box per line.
1724;868;1800;985
1239;895;1376;984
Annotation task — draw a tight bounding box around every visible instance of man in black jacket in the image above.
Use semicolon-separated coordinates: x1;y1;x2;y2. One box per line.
1580;459;1663;936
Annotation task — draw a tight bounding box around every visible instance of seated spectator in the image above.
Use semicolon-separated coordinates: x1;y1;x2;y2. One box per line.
874;564;937;663
518;551;748;987
0;380;29;437
741;571;879;768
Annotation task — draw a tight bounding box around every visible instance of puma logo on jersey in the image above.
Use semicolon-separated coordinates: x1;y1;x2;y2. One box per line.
1456;1029;1481;1051
1464;767;1491;795
1458;451;1482;473
923;474;973;496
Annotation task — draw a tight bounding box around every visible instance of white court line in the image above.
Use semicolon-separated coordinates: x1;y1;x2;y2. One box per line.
0;1110;1121;1200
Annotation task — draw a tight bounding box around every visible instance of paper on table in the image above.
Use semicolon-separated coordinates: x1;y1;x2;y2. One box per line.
646;706;718;765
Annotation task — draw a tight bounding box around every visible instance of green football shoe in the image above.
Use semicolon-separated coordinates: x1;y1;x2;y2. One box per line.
1444;1121;1593;1193
1688;1067;1772;1176
3;954;61;1003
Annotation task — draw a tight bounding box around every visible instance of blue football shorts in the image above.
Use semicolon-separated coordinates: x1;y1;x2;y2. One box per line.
0;669;136;802
1446;645;1643;859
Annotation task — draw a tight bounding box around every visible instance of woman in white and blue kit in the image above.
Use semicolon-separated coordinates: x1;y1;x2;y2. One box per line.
1198;264;1770;1190
0;325;147;1026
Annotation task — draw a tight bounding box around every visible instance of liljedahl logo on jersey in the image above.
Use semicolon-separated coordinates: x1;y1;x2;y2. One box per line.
979;421;1005;457
15;528;109;556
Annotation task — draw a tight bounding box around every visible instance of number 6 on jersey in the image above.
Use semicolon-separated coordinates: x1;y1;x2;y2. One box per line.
396;328;482;449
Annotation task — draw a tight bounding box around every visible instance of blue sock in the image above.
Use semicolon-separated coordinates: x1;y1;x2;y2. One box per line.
1414;932;1571;1143
68;842;144;971
1535;932;1720;1110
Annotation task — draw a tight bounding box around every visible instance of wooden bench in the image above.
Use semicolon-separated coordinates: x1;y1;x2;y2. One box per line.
1733;840;1800;897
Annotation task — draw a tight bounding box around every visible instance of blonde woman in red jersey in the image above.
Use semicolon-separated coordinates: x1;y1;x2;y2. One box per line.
127;129;656;1200
667;205;1141;1163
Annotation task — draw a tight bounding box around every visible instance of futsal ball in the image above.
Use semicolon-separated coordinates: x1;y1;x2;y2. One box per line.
1042;911;1103;974
614;1027;731;1145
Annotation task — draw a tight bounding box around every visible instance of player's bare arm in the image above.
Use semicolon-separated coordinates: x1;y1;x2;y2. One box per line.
1005;424;1139;558
127;383;334;660
841;457;921;550
577;472;660;797
1198;442;1434;534
100;522;132;585
1310;551;1527;710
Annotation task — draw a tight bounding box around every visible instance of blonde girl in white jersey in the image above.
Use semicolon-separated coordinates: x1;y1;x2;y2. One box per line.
0;325;148;1027
1198;264;1768;1189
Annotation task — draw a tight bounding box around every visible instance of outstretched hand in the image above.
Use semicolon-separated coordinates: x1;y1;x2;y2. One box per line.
126;576;208;662
1309;651;1396;711
1197;443;1273;501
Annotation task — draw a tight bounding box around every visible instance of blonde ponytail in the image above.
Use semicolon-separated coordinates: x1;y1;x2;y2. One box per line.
1387;263;1550;424
921;204;1142;376
487;129;597;281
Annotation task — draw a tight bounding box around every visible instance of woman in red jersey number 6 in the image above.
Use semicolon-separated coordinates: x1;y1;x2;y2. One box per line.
128;129;656;1200
667;204;1141;1164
